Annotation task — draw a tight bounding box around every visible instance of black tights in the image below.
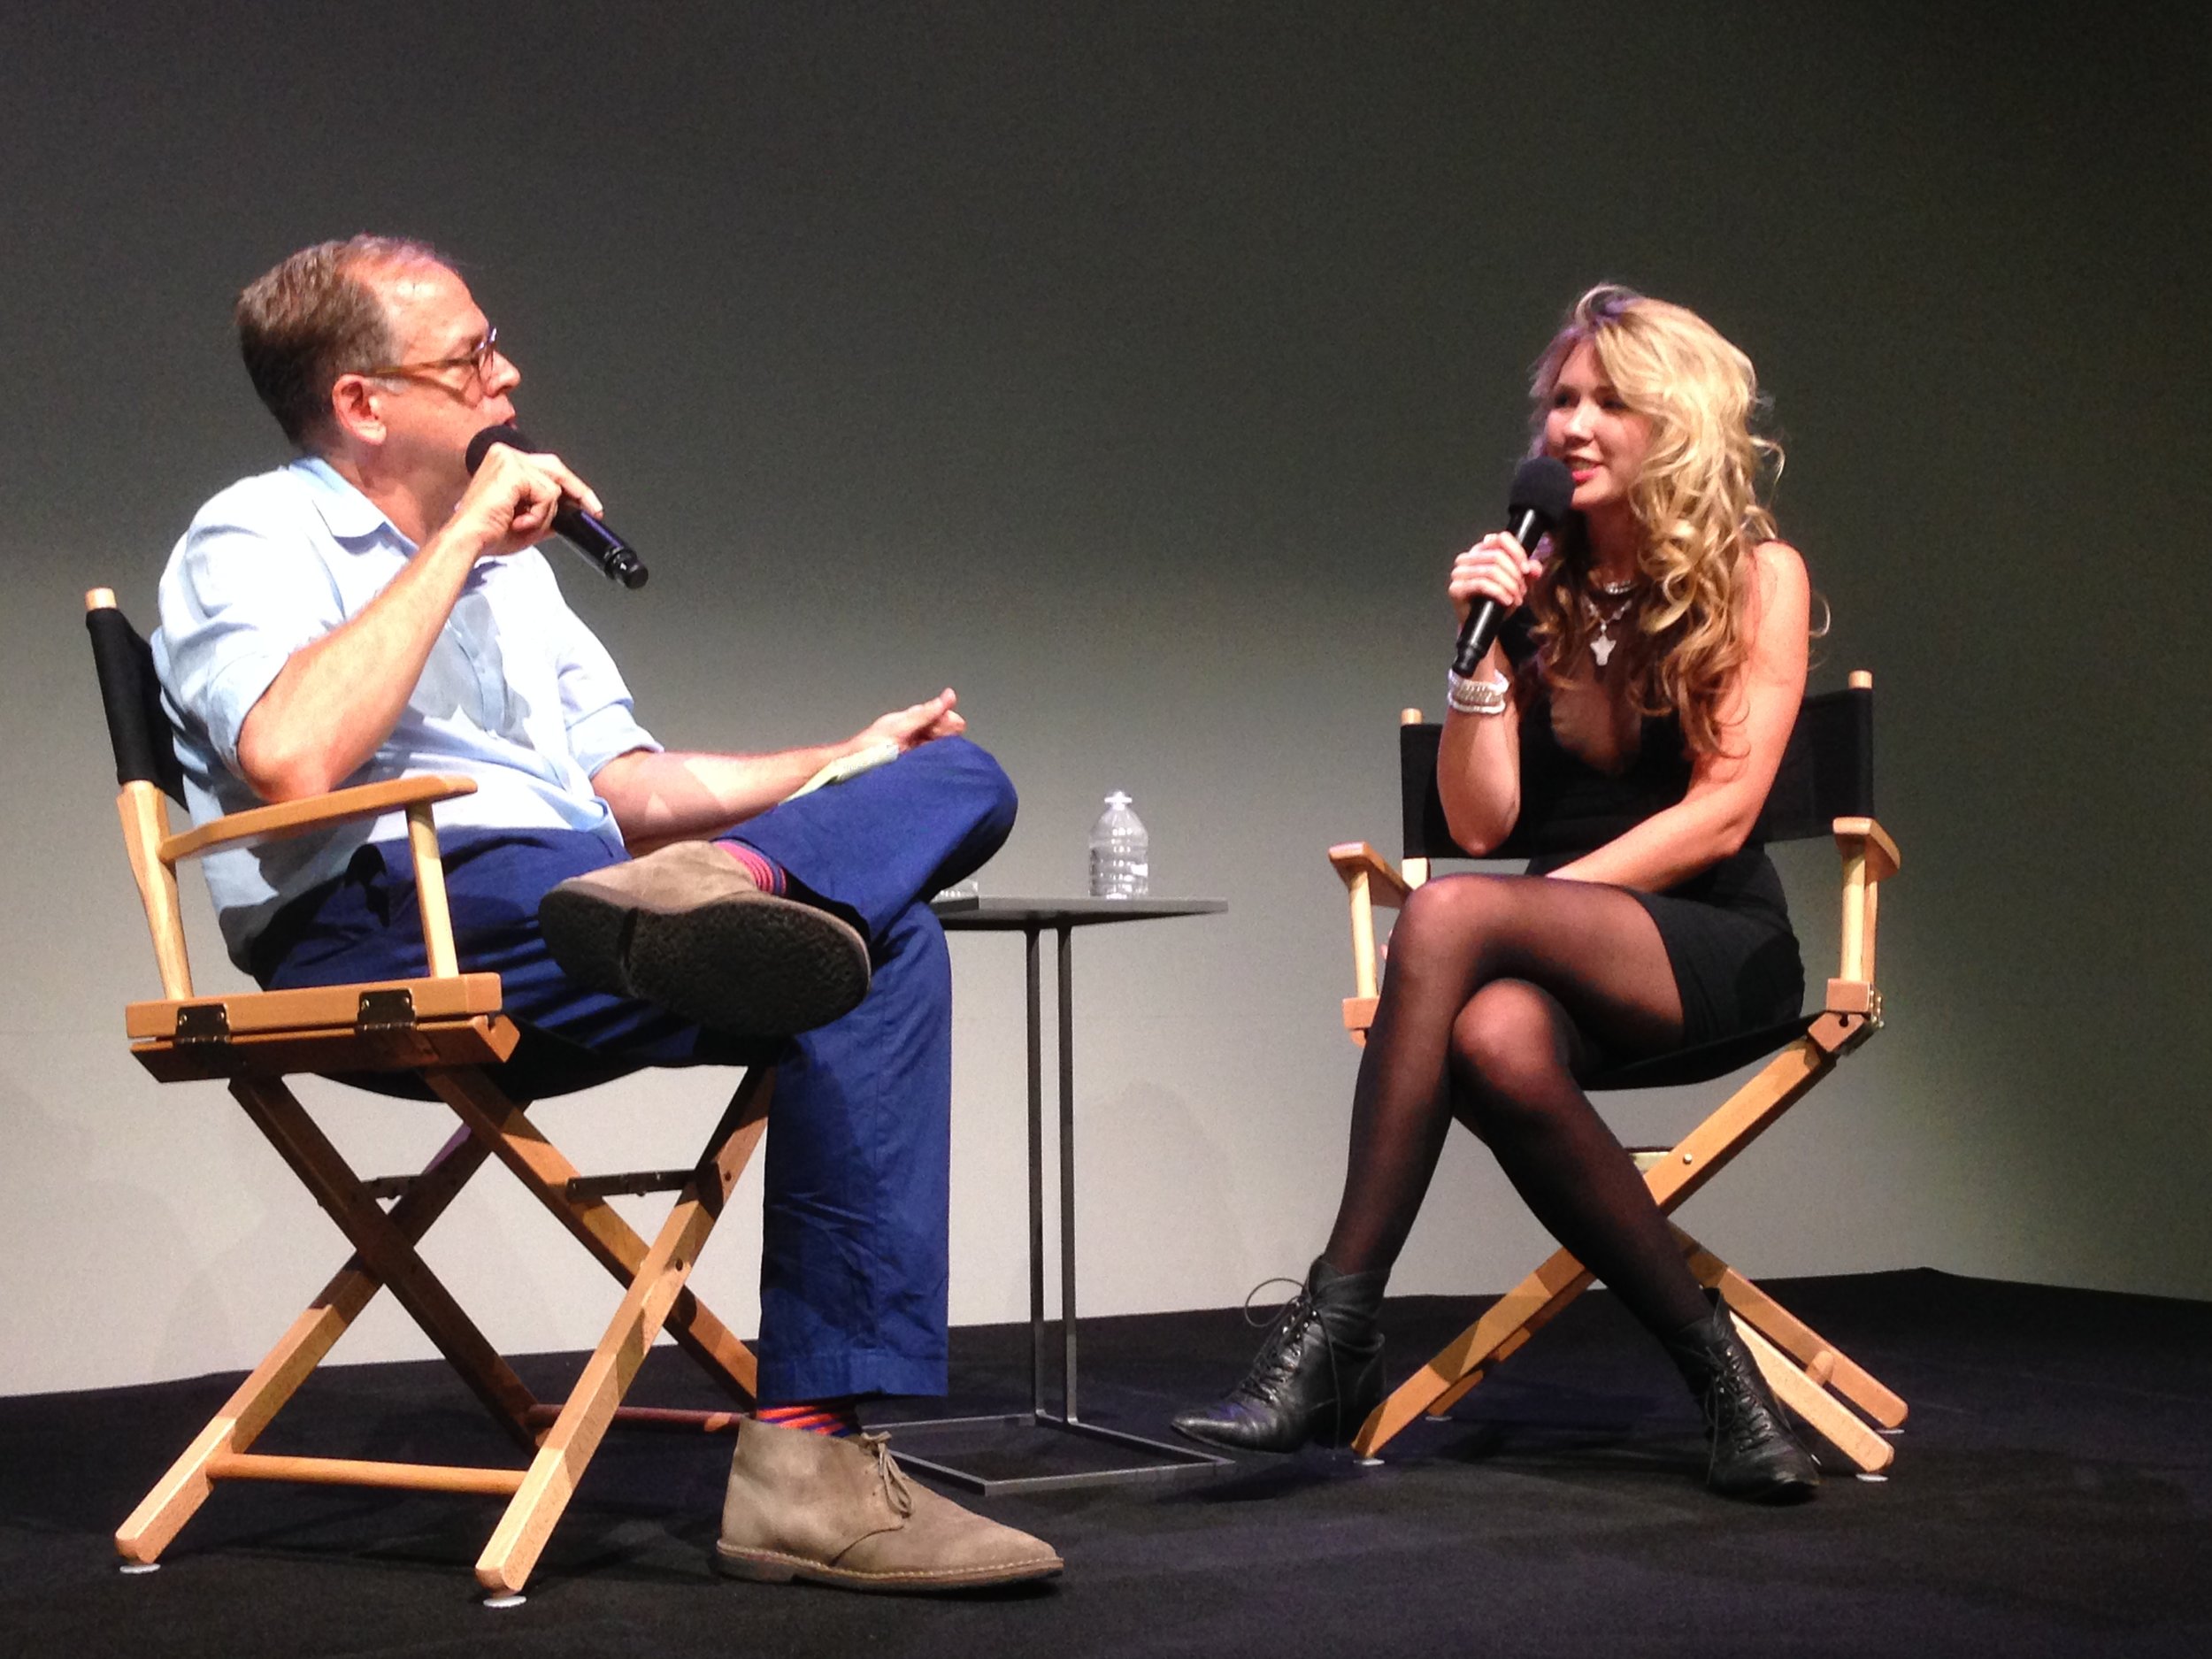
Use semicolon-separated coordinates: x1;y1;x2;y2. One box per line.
1321;872;1712;1340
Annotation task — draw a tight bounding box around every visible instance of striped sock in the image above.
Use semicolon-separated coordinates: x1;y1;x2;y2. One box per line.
718;840;787;895
755;1399;862;1437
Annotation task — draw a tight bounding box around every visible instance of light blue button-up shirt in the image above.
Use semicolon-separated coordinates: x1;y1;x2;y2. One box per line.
154;457;659;964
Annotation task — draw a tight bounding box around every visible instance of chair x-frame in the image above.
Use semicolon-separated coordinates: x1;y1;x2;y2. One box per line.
89;588;767;1596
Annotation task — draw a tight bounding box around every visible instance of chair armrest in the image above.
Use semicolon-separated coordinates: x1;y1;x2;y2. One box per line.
1328;842;1411;909
1832;816;1900;882
1832;814;1898;989
1331;841;1409;1006
158;775;480;864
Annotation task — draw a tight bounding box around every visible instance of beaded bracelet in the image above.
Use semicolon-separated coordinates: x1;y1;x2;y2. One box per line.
1446;670;1509;716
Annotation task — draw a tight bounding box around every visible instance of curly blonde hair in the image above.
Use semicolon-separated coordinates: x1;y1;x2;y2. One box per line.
1518;284;1784;757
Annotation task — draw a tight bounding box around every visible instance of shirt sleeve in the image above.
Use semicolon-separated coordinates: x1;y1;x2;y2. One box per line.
544;588;661;778
156;491;348;773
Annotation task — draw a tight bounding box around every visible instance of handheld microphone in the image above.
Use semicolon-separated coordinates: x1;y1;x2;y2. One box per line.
1450;456;1575;677
465;425;649;589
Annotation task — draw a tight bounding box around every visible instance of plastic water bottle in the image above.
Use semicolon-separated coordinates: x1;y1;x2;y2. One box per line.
1088;791;1149;899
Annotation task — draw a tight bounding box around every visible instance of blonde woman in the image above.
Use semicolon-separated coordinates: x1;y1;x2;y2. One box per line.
1176;287;1820;1501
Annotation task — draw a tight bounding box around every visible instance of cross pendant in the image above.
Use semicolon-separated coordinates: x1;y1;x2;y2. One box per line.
1592;631;1615;667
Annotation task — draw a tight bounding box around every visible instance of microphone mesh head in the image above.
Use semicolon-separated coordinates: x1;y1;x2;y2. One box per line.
465;424;531;474
1509;456;1576;530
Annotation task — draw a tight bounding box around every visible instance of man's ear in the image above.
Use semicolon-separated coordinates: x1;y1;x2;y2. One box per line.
327;373;388;448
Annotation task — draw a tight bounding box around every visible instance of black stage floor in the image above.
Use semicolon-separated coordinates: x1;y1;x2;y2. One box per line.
4;1270;2207;1656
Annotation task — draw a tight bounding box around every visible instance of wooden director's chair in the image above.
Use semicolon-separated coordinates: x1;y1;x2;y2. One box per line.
1328;671;1903;1473
87;588;772;1598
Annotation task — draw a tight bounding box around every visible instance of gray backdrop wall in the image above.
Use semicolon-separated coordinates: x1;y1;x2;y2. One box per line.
4;3;2205;1397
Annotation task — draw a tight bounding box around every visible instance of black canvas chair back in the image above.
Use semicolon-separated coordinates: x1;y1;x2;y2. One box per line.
85;595;188;805
1400;681;1874;862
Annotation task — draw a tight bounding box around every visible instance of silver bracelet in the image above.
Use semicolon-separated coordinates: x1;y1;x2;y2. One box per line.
1446;669;1510;716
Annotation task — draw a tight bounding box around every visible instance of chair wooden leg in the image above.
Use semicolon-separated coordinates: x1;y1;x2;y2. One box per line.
1354;1248;1594;1455
229;1076;541;1445
1425;1317;1543;1421
116;1125;491;1564
473;1075;770;1596
1732;1316;1895;1475
427;1066;763;1403
1637;1036;1839;1212
1676;1230;1908;1430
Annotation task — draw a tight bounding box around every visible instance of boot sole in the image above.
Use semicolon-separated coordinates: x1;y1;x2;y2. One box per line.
541;884;871;1039
1170;1388;1382;1454
713;1541;1064;1592
1712;1465;1821;1504
1170;1347;1385;1455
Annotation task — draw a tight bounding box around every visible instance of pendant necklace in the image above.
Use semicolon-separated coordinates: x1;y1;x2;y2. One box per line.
1584;574;1637;668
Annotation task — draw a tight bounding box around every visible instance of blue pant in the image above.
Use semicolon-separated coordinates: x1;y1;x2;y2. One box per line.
257;736;1018;1403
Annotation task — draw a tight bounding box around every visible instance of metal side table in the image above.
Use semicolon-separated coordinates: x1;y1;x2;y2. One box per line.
884;897;1231;1494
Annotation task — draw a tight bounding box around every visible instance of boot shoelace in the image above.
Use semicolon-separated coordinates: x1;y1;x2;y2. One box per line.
1233;1276;1348;1422
1700;1332;1791;1473
855;1432;916;1519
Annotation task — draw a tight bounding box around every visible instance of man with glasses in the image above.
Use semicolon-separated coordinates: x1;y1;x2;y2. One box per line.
152;235;1061;1593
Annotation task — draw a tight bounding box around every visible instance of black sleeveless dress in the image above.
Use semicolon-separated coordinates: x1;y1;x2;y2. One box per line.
1500;625;1805;1049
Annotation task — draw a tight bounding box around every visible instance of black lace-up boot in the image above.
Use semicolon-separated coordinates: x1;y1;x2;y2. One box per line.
1171;1257;1387;1453
1663;1294;1821;1502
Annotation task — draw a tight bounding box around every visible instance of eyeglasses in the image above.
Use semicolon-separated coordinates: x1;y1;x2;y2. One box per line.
360;324;501;388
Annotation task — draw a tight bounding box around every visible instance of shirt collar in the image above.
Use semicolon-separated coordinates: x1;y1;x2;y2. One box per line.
290;456;409;546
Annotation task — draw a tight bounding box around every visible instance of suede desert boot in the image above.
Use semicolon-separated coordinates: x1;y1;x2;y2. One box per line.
540;841;870;1037
716;1417;1063;1592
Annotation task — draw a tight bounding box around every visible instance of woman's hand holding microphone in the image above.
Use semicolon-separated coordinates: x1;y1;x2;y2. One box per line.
1448;532;1542;632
